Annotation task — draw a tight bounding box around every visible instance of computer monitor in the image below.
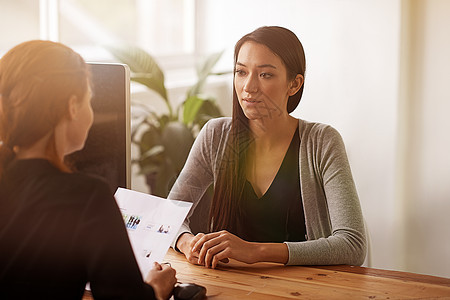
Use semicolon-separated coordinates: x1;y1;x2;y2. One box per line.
66;63;131;192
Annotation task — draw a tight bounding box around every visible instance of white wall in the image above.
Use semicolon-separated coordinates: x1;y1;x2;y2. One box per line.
398;0;450;278
194;0;450;278
291;1;401;273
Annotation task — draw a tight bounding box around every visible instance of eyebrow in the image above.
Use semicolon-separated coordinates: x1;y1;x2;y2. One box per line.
236;62;277;69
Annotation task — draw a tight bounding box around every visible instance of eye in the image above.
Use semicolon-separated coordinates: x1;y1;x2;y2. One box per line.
260;72;273;79
234;68;246;76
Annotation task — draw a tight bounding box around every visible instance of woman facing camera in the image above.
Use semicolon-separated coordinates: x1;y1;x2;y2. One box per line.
0;40;176;299
169;26;367;268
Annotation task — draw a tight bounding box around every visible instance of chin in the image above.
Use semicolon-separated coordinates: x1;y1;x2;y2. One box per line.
243;111;268;121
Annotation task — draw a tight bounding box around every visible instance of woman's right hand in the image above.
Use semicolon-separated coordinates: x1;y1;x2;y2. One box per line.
176;232;205;265
145;262;177;300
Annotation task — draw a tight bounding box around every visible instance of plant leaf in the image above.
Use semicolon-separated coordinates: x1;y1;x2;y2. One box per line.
137;146;165;176
197;50;224;79
132;76;168;103
188;51;224;97
183;95;204;125
140;145;164;160
193;99;223;128
139;128;162;154
161;122;194;173
105;45;168;102
151;159;177;197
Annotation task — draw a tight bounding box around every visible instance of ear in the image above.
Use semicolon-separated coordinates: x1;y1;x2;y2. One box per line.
288;74;304;96
67;95;79;121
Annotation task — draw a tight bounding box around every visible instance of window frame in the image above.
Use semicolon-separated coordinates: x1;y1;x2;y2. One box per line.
37;0;200;71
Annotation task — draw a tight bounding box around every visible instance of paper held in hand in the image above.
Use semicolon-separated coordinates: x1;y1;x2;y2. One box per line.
114;187;192;276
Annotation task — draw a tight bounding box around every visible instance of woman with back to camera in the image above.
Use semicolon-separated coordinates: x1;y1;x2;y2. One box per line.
168;26;367;268
0;40;176;299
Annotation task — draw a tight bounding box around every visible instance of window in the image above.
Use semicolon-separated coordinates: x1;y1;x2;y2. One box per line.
0;0;40;51
1;0;196;69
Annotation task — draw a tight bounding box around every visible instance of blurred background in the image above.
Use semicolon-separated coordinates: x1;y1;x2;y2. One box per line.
1;0;449;278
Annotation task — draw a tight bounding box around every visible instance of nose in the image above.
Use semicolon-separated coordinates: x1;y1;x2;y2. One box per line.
243;73;258;93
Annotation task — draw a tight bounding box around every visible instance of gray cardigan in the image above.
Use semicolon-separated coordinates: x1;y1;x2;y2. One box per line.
168;117;367;266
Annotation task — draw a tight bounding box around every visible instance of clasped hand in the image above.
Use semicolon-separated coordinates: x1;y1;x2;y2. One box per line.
179;230;258;269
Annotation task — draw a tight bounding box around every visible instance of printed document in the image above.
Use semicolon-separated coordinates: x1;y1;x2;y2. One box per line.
114;187;192;276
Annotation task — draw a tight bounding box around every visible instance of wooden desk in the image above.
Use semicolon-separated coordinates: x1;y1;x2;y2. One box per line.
83;249;450;299
166;249;450;299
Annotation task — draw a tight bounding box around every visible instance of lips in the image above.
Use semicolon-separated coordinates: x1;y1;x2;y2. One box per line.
243;98;261;103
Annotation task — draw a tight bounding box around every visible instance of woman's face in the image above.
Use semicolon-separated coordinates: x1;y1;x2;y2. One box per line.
234;41;293;121
65;84;94;155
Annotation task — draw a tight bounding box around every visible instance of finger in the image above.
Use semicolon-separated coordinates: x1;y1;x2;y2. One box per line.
164;265;176;276
192;232;221;252
188;251;200;265
160;264;176;279
160;262;171;270
197;236;223;265
153;262;162;271
210;248;231;269
204;242;228;268
211;249;232;269
190;233;204;245
188;233;205;251
192;233;213;252
187;256;200;265
190;250;199;259
197;231;231;265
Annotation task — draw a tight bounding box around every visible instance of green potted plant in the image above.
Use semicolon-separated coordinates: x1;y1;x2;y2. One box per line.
107;46;226;197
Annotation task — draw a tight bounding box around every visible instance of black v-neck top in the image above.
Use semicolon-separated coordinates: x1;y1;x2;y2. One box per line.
237;126;307;243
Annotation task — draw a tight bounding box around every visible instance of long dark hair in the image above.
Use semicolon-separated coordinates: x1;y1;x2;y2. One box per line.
208;26;307;233
0;40;90;180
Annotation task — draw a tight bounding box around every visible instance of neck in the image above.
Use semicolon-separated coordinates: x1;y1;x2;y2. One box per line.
15;133;60;161
249;114;298;150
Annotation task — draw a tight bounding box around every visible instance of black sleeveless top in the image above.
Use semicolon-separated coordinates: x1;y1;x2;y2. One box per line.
237;126;307;243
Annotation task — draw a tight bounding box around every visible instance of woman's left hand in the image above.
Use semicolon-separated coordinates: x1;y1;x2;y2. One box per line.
192;230;258;268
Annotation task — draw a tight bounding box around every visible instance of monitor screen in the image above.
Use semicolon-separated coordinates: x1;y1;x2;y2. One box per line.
66;63;131;192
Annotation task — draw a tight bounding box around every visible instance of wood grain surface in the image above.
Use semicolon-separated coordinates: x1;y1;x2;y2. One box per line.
83;249;450;299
